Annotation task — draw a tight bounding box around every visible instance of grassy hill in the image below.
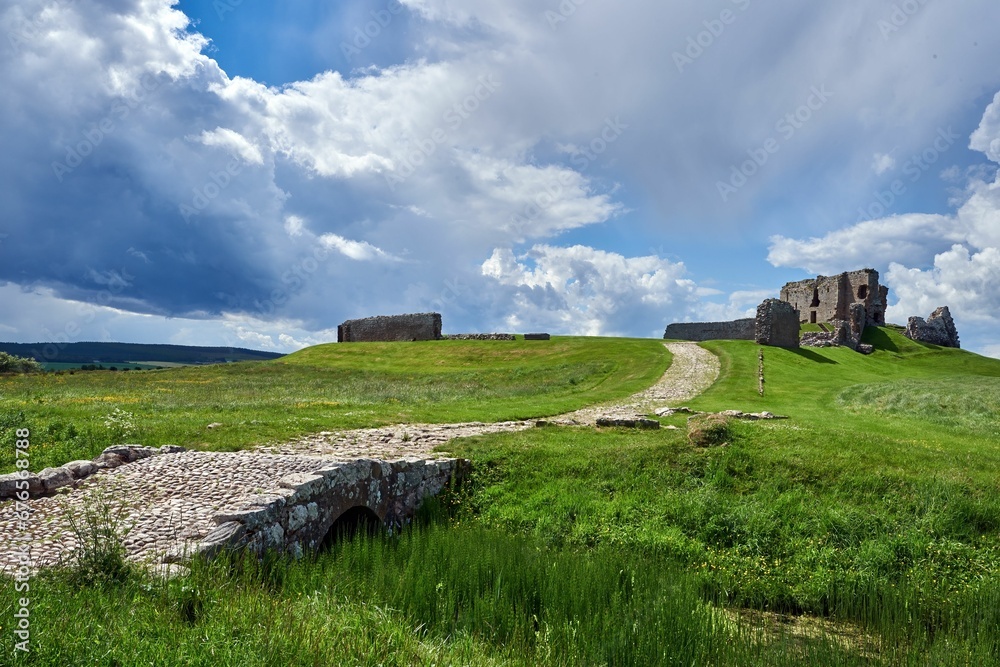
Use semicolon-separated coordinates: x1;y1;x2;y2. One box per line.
436;328;1000;662
0;336;669;472
3;329;999;665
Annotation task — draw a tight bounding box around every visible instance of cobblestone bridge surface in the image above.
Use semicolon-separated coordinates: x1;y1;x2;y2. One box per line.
0;343;718;574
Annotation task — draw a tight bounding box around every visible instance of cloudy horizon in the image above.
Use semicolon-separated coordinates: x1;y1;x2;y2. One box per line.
2;0;1000;357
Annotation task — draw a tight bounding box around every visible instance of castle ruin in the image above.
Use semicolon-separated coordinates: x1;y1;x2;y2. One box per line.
337;313;442;343
664;300;799;348
663;319;755;342
905;306;961;348
779;269;888;327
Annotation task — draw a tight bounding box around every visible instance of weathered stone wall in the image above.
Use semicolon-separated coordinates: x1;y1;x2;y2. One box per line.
802;303;875;354
169;458;470;562
443;333;516;341
338;313;442;343
905;306;960;348
523;333;551;341
755;299;800;348
664;319;755;342
780;269;887;327
800;303;873;354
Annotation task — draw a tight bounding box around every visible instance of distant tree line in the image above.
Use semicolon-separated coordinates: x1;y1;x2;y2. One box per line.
0;341;284;365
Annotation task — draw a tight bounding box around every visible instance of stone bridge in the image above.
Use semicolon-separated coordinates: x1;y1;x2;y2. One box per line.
175;455;470;563
0;444;470;574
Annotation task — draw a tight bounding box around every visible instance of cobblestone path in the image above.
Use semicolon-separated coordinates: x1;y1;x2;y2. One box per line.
0;343;718;573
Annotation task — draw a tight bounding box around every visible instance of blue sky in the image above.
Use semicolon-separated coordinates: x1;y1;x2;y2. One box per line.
2;0;1000;356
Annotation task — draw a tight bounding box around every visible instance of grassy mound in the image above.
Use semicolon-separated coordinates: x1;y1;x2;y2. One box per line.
838;377;1000;435
431;328;1000;662
4;328;1000;664
692;327;1000;428
0;336;668;472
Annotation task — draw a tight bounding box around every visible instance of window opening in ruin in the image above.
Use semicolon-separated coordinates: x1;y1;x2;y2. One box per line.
810;288;820;308
858;285;868;299
810;311;817;324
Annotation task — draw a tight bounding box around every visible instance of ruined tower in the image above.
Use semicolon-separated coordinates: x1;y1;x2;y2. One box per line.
779;269;888;327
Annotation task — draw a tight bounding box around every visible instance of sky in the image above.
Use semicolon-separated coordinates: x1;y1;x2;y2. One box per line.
2;0;1000;357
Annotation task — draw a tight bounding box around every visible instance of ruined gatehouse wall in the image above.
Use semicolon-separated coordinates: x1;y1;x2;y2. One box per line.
338;313;442;343
754;299;800;348
664;319;756;342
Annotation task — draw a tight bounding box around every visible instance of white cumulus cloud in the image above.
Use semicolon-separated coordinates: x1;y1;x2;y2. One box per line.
872;152;896;175
481;245;699;336
319;233;400;262
767;214;963;275
198;127;265;165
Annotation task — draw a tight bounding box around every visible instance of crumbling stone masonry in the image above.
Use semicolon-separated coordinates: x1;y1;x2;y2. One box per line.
338;313;442;343
755;299;800;348
166;457;469;563
780;269;888;327
800;303;874;354
443;333;516;341
905;306;960;348
664;319;756;342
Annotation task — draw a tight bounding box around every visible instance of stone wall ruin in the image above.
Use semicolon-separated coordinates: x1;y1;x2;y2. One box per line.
754;299;800;348
779;269;888;327
338;313;442;343
800;302;874;354
904;306;960;348
664;319;756;342
443;333;516;341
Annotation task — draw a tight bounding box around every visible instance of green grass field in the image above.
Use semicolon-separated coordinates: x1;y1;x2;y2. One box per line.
0;336;669;473
2;329;1000;665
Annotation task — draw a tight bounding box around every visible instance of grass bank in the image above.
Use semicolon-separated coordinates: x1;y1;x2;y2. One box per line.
1;520;900;666
3;329;1000;664
0;336;668;472
436;328;1000;662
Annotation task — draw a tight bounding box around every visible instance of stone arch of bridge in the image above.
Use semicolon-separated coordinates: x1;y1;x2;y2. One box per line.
321;505;382;548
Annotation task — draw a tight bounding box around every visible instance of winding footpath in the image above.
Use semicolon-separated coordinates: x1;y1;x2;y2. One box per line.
0;343;718;573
